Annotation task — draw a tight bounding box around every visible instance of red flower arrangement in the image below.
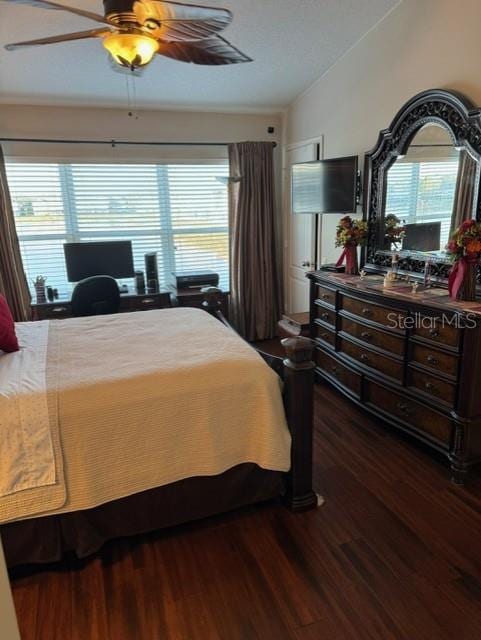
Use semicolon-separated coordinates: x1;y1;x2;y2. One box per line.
335;216;368;275
446;219;481;300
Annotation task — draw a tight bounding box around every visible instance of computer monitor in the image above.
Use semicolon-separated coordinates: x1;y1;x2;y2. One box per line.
64;241;135;282
402;222;442;252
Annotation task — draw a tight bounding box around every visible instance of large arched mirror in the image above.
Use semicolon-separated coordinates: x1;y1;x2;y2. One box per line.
364;89;481;281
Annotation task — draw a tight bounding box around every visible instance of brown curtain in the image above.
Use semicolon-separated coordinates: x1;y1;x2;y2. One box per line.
228;141;282;341
0;146;31;321
450;151;478;236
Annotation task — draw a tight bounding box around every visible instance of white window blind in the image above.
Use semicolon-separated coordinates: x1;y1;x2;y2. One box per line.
6;162;230;296
385;159;460;249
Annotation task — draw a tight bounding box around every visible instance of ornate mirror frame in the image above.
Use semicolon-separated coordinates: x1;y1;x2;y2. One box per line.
363;89;481;282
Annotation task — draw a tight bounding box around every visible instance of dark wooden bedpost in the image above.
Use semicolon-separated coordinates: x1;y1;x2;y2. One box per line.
281;337;318;513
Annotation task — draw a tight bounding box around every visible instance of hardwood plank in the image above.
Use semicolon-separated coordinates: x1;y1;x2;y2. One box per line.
71;557;110;640
34;567;72;640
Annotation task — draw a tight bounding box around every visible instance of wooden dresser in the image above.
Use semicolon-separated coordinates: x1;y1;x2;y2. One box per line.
308;271;481;483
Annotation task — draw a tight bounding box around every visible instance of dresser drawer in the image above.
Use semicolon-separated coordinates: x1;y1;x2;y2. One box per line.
365;380;452;446
315;348;361;398
339;316;404;357
315;284;336;307
412;316;461;350
341;295;405;332
313;323;336;349
339;337;403;382
407;366;456;407
410;343;458;379
314;303;336;328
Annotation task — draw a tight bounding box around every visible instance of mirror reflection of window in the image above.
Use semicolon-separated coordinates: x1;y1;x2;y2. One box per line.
384;123;476;253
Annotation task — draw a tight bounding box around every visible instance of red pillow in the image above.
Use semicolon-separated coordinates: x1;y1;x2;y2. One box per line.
0;295;19;353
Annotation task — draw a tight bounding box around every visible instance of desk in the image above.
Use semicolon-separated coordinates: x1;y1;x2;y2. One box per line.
31;289;229;321
32;290;172;321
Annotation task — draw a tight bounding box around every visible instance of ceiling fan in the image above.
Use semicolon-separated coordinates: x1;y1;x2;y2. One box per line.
1;0;252;71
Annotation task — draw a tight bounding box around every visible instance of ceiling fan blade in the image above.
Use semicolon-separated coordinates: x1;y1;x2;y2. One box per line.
5;27;112;50
133;0;232;42
0;0;110;24
156;35;252;65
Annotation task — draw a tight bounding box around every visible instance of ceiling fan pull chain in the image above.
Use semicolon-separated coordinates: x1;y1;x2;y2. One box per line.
131;74;139;120
125;73;132;117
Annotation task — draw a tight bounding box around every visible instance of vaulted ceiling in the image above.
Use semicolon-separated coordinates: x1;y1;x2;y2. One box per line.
0;0;399;110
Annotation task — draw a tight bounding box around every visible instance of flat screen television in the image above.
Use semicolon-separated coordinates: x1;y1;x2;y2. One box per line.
402;222;442;252
64;241;135;282
292;156;358;215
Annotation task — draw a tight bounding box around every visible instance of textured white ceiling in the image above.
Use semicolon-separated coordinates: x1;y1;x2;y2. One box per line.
0;0;399;110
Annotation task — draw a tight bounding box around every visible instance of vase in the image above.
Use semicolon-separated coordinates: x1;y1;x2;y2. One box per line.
449;258;478;301
345;245;359;275
459;261;478;301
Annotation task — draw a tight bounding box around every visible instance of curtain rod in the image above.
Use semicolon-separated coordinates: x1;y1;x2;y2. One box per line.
0;137;277;148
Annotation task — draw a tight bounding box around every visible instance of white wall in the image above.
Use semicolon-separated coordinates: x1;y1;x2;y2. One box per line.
0;104;281;161
286;0;481;264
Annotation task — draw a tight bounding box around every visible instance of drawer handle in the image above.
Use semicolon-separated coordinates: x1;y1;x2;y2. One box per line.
141;298;155;305
321;293;330;300
425;382;436;393
361;331;373;341
427;355;439;366
362;308;372;317
360;353;370;364
397;402;412;416
321;333;329;340
321;312;329;320
52;306;67;313
429;329;440;338
331;366;339;377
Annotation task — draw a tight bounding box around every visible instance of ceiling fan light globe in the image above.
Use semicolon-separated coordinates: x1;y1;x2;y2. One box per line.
102;33;158;69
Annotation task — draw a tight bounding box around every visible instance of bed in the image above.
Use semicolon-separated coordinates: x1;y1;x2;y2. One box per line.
0;298;317;568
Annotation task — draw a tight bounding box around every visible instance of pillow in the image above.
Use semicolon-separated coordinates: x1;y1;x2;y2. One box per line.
0;295;19;353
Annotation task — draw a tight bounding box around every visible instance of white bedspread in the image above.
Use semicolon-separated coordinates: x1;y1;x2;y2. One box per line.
0;308;290;524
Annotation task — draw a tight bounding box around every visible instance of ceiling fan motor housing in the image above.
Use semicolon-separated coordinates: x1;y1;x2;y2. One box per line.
103;0;138;21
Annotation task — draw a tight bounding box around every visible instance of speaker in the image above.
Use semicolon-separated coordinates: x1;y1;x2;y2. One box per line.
145;253;158;281
135;270;146;294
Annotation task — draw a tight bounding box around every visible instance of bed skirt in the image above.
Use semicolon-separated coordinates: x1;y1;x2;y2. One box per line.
2;464;284;569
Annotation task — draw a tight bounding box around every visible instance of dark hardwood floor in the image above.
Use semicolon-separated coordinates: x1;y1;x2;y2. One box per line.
10;359;481;639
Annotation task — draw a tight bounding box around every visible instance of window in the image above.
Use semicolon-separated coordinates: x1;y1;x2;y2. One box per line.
385;159;460;249
6;161;230;296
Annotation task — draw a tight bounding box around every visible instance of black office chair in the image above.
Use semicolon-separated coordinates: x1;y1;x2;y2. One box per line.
71;275;121;317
